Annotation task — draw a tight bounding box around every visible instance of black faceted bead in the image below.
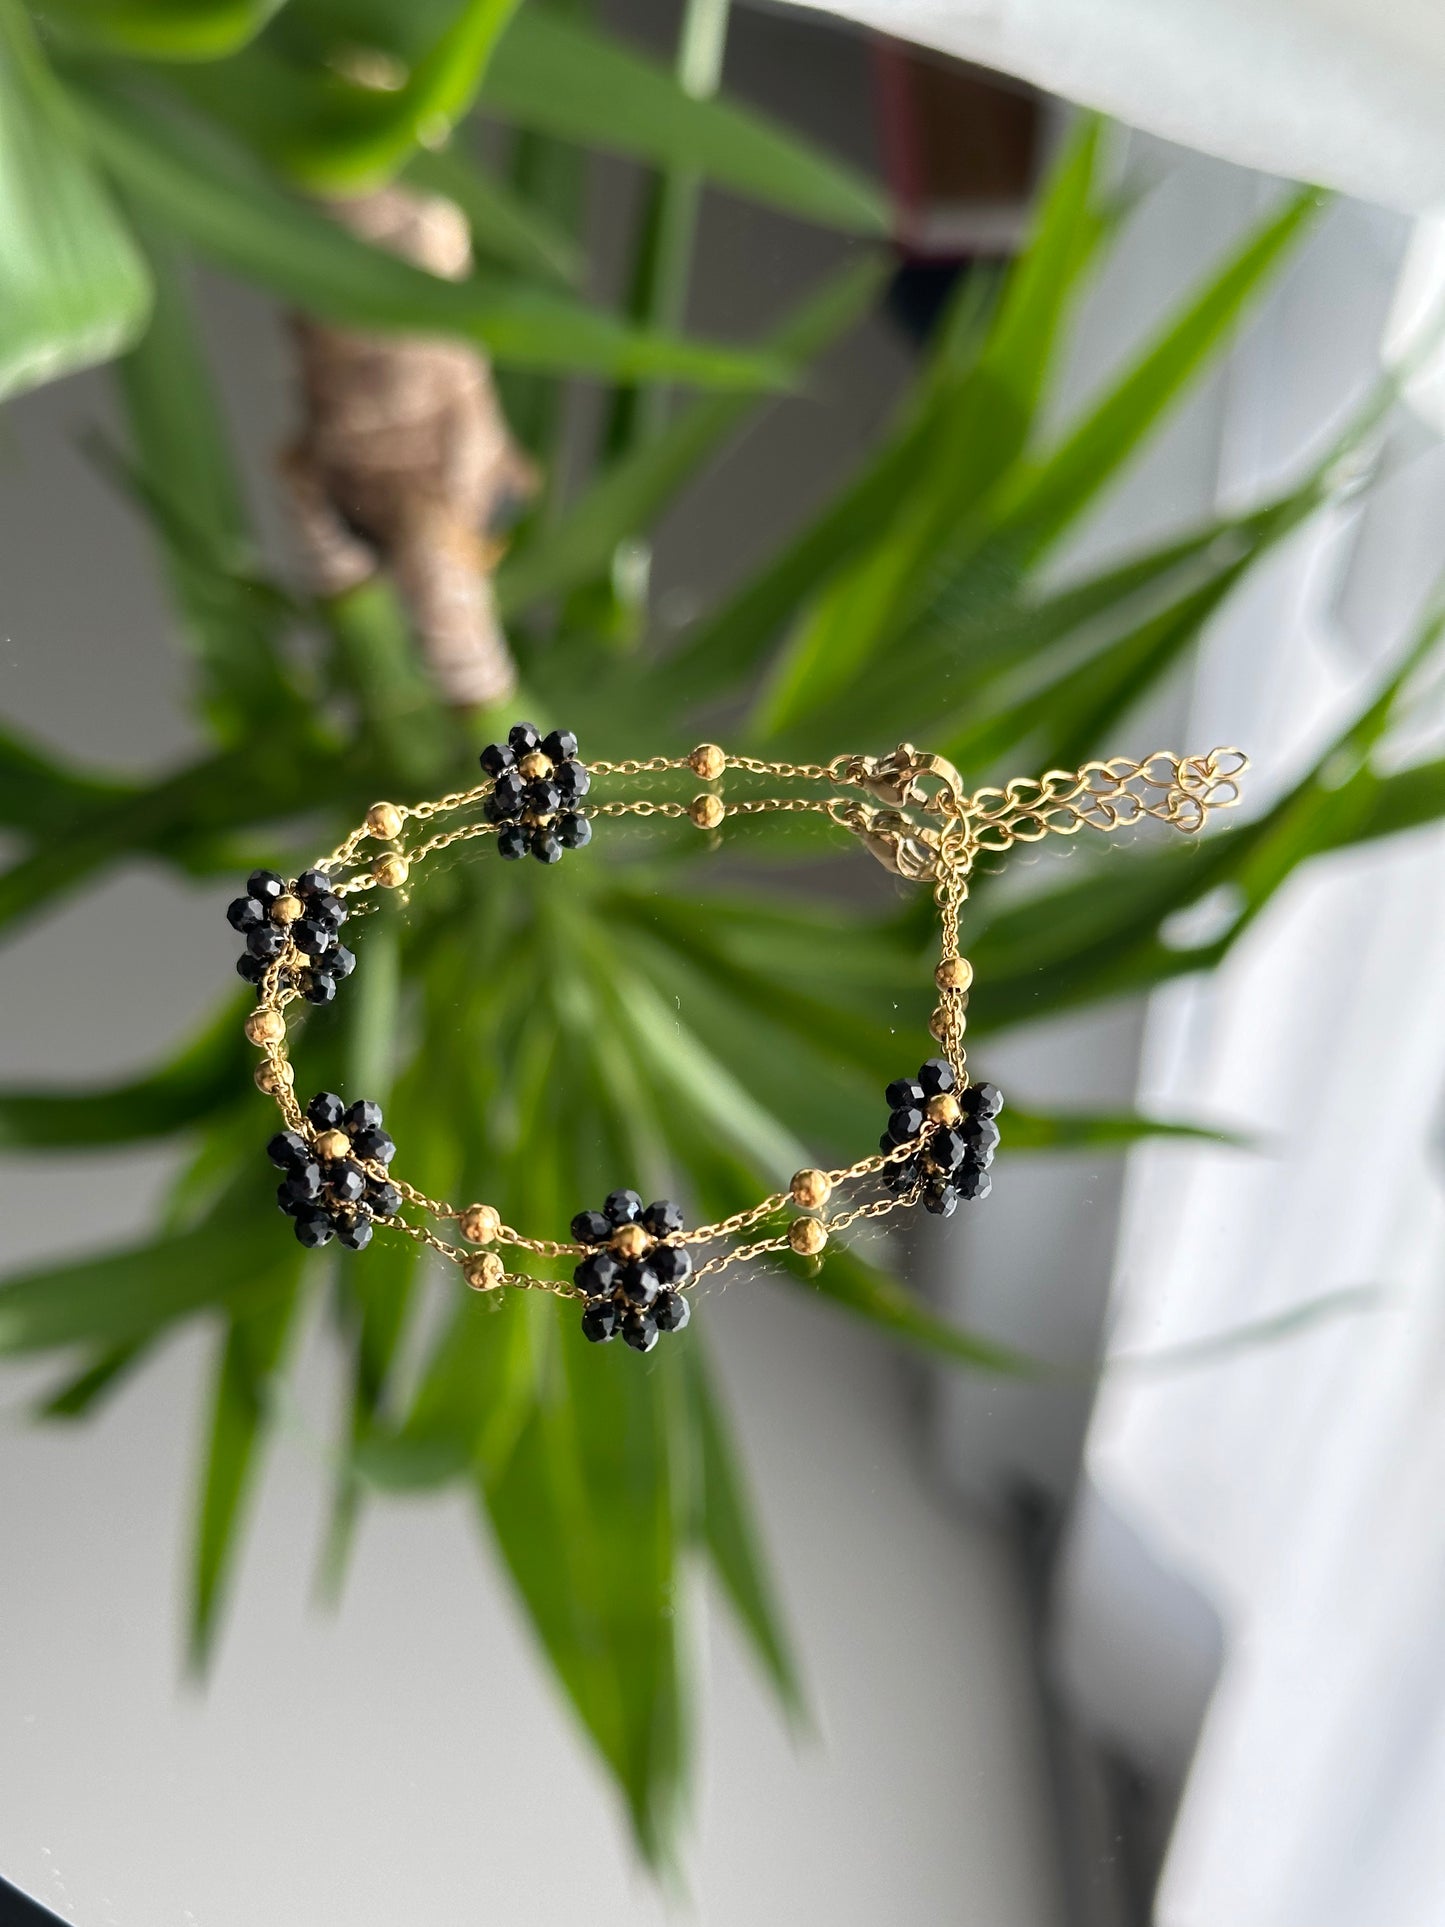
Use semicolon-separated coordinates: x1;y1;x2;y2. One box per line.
276;1183;307;1219
497;823;527;860
887;1105;925;1144
311;892;347;929
653;1289;691;1334
278;1162;323;1206
335;1213;374;1251
575;1251;621;1299
479;740;515;778
542;728;578;763
351;1126;396;1165
344;1099;384;1135
954;1164;992;1202
581;1300;619;1344
928;1128;968;1174
880;1131;897;1156
530;830;562;865
267;1130;311;1171
622;1308;659;1354
293;918;334;957
491;769;526;816
327;1161;366;1204
921;1177;959;1218
652;1243;693;1286
604;1188;644;1226
303;971;336;1005
293;1210;334;1248
330;945;356;980
964;1080;1004;1119
642;1198;684;1237
295;868;332;898
366;1179;402;1217
885;1077;926;1110
555;759;590;800
227;895;267;933
307;1091;346;1130
525;778;561;817
571;1209;612;1245
558;812;592;850
918;1057;957;1097
237;954;267;984
619;1262;658;1308
962;1115;1000;1160
247;923;287;960
508;721;542;755
247;870;284;905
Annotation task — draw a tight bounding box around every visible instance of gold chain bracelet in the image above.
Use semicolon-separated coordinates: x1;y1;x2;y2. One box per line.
228;727;1247;1354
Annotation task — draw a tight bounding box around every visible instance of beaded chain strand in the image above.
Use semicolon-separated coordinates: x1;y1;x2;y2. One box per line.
228;728;1247;1355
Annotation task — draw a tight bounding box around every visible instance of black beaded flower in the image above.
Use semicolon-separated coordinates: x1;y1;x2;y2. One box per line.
880;1057;1003;1217
228;867;354;1005
480;720;592;865
267;1092;400;1250
570;1189;693;1353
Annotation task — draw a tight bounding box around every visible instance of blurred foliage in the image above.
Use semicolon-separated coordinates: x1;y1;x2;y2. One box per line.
2;0;1444;1872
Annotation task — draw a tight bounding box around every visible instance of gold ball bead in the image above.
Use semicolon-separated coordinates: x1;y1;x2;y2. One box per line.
790;1168;832;1210
465;1252;505;1292
272;894;303;925
244;1008;285;1048
518;751;553;780
929;1007;950;1044
926;1092;962;1127
373;853;409;889
690;793;725;830
315;1128;351;1161
461;1202;501;1246
612;1222;650;1260
366;801;404;840
254;1060;293;1094
689;742;726;781
788;1216;828;1257
935;955;973;993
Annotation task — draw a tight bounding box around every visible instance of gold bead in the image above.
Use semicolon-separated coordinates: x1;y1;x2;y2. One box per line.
272;894;303;925
315;1128;351;1161
461;1202;501;1246
612;1222;650;1260
935;955;973;993
788;1216;827;1256
929;1007;949;1044
690;793;725;830
465;1252;505;1292
689;742;726;781
373;853;409;888
366;801;404;840
926;1092;962;1127
244;1008;285;1047
254;1060;294;1094
790;1168;832;1210
518;751;553;780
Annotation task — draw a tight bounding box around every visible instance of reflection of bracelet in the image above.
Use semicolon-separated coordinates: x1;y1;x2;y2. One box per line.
229;725;1247;1356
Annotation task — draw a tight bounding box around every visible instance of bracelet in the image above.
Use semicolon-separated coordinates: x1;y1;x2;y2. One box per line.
228;727;1247;1355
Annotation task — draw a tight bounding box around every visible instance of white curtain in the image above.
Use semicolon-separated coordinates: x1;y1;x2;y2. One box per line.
789;0;1445;212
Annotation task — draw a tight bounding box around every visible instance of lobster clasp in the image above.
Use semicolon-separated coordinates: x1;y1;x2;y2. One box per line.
845;744;968;820
843;803;940;879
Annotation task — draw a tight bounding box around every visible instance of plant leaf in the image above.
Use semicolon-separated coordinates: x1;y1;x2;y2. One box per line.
497;253;884;616
190;1273;300;1667
682;1343;805;1722
405;141;581;286
39;0;283;60
0;996;251;1149
480;6;887;236
0;0;150;398
66;71;792;386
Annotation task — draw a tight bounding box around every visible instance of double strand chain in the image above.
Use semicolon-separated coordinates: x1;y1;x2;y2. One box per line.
237;736;1246;1349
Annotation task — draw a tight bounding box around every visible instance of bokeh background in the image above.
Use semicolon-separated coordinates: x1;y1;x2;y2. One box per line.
3;2;1444;1923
